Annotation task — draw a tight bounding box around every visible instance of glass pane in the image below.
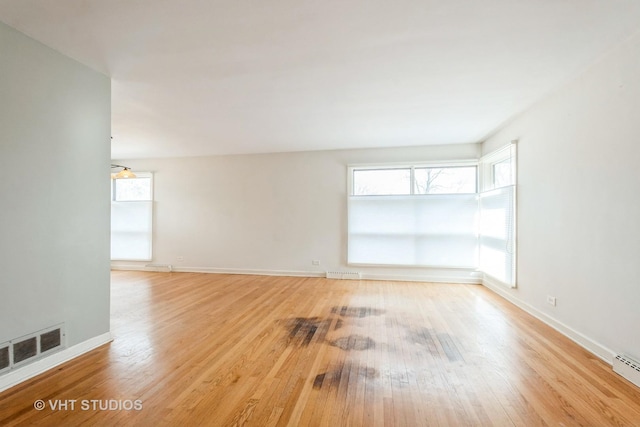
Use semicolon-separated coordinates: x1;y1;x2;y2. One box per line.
353;169;411;195
348;194;479;267
493;158;513;188
115;178;152;201
111;201;153;260
414;166;476;194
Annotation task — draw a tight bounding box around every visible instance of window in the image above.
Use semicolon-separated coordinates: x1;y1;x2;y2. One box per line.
114;177;152;201
352;165;477;196
348;150;516;285
492;158;513;189
353;168;410;195
111;173;153;261
348;163;478;268
414;166;477;194
479;144;517;287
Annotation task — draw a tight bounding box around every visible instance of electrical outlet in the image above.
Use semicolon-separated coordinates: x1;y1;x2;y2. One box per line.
546;295;557;306
312;260;320;266
177;256;184;262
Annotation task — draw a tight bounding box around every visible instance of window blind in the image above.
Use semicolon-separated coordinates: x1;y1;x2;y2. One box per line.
348;194;478;267
111;201;153;261
479;185;515;286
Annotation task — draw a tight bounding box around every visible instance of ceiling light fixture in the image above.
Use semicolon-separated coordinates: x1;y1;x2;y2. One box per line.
111;164;137;179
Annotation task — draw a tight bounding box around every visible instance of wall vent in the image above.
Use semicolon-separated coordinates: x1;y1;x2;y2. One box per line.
613;354;640;388
40;329;62;354
325;271;362;280
145;263;173;272
13;337;37;365
0;324;65;374
0;344;10;373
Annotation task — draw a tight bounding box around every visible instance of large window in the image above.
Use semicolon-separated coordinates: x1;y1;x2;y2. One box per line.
111;173;153;261
479;144;517;287
348;150;517;287
348;164;479;268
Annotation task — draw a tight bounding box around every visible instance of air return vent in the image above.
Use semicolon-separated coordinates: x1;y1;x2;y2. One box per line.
326;271;362;280
613;354;640;388
40;328;62;354
0;344;9;373
0;324;65;373
13;337;37;364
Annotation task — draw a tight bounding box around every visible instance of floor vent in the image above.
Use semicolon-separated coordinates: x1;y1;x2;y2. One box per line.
0;324;65;374
613;354;640;388
326;271;362;280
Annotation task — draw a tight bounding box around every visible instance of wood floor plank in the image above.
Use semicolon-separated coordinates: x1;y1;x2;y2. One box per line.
1;271;640;426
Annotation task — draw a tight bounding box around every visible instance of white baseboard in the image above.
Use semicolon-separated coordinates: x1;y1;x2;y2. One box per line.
481;279;615;365
111;263;482;284
110;263;149;271
0;331;113;393
362;272;482;284
172;266;326;278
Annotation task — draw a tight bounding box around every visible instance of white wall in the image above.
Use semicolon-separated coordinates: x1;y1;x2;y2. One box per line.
113;143;481;283
0;22;111;351
483;31;640;361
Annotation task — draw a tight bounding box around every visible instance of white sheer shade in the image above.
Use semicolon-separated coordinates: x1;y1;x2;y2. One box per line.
479;185;515;286
111;201;153;261
111;172;153;261
348;194;478;267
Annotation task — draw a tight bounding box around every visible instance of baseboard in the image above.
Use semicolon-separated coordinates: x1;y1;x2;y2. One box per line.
172;266;326;278
481;279;615;365
110;263;149;271
0;331;113;393
112;263;482;284
362;271;482;284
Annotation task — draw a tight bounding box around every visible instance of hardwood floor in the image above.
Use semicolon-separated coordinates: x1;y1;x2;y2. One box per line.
1;271;640;426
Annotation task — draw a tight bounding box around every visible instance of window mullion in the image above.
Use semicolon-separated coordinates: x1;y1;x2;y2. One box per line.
410;167;415;195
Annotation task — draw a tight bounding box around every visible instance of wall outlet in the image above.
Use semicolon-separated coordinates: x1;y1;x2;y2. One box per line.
177;256;184;262
312;260;320;266
546;295;557;306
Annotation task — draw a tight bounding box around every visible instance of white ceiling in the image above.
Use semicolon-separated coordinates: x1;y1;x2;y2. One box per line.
1;1;640;159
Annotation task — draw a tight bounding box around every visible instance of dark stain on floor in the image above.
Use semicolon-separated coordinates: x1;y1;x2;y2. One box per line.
284;317;332;347
312;373;326;389
329;334;376;351
330;306;385;318
313;363;378;390
436;332;464;362
406;327;439;355
406;327;464;362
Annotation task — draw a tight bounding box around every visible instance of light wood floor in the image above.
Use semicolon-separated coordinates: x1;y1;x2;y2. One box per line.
1;272;640;426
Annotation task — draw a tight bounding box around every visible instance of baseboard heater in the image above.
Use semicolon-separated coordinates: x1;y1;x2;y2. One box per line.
325;271;362;280
613;354;640;388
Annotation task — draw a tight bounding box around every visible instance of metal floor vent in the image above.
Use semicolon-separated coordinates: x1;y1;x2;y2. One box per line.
613;354;640;388
326;271;362;280
0;324;65;374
